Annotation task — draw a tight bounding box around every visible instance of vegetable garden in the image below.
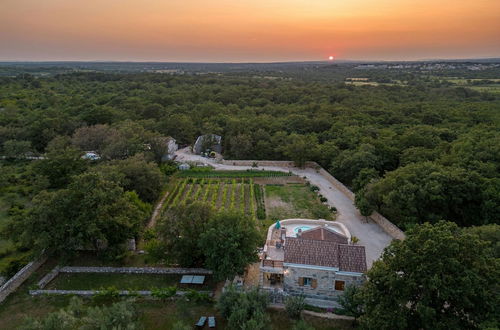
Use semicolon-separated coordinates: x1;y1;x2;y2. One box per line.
163;177;258;217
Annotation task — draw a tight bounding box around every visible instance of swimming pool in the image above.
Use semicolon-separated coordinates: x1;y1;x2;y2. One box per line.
294;225;312;234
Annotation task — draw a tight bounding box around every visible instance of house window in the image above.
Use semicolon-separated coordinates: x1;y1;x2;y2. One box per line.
335;280;345;291
299;277;317;288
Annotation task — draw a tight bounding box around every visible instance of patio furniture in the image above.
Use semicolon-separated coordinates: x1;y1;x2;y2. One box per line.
196;316;207;327
208;316;216;328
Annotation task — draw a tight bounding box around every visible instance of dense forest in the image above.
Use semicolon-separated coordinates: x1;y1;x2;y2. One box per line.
2;70;499;229
0;65;498;329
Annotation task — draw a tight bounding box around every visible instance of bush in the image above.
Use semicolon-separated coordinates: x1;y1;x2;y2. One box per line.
185;289;212;304
319;196;328;203
310;185;320;192
336;285;363;318
0;252;30;277
93;286;121;304
151;286;177;300
292;320;316;330
285;295;306;320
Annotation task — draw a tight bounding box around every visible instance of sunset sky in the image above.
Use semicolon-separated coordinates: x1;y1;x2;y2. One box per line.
1;0;499;62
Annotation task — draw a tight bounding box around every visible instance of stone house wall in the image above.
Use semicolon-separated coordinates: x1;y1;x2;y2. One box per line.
283;266;364;301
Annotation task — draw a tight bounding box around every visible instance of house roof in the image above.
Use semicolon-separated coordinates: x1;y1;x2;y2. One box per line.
299;226;348;244
284;237;367;273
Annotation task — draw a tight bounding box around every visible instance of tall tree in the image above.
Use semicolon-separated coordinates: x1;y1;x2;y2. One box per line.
358;221;499;329
199;212;260;281
8;172;146;257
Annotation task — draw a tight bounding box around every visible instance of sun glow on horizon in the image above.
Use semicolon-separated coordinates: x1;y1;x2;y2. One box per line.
0;0;499;61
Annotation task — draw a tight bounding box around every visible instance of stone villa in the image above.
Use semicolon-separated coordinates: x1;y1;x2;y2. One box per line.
259;219;367;305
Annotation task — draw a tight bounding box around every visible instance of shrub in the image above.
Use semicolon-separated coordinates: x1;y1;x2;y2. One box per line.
93;286;121;304
292;320;315;330
310;185;320;192
185;289;212;304
285;295;306;320
319;196;328;203
336;285;363;318
151;286;177;300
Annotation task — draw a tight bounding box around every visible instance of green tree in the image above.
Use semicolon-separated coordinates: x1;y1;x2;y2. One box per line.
156;202;213;267
218;287;269;330
358;221;499;329
199;212;260;281
285;295;306;320
3;140;32;159
283;134;318;168
21;297;140;330
9;172;145;257
34;136;88;188
336;285;363;319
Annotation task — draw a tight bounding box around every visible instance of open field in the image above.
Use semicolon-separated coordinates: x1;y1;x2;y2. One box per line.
46;273;216;291
265;184;334;221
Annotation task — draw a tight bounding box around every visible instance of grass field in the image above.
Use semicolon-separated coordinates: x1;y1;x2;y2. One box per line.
46;273;215;291
264;184;334;221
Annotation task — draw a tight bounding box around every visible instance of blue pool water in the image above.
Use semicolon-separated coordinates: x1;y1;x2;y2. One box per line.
294;226;312;234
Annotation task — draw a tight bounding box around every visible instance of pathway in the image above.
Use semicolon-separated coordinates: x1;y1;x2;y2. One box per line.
175;148;393;268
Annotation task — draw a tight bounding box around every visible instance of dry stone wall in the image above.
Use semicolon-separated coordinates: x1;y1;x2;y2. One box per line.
220;159;405;240
0;256;47;303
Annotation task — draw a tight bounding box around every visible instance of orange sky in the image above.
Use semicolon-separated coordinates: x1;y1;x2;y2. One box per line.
1;0;499;61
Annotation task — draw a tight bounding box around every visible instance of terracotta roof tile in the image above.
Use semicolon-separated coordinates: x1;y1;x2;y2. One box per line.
299;226;349;244
284;237;367;273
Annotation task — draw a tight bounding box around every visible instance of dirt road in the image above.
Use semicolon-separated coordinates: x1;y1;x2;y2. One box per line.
175;148;393;267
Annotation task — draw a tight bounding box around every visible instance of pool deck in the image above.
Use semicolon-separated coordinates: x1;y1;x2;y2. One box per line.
263;219;351;263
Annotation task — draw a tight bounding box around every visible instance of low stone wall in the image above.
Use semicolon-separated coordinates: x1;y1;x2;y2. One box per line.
315;166;405;240
369;212;406;241
317;168;355;200
37;266;60;289
29;289;212;297
58;266;212;275
0;256;47;304
220;158;405;240
221;160;314;168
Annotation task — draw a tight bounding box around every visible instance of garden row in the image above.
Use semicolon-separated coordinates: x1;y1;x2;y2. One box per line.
177;169;292;178
163;178;257;217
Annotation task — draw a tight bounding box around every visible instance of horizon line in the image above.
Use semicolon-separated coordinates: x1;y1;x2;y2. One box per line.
1;57;500;65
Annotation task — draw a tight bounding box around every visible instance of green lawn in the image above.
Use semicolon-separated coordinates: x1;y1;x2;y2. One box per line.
46;273;216;291
264;184;334;220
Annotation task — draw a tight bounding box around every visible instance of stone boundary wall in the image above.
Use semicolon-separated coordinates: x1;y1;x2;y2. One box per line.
29;289;212;297
37;266;61;289
315;166;405;240
37;266;213;290
0;256;47;304
220;159;405;240
58;266;213;275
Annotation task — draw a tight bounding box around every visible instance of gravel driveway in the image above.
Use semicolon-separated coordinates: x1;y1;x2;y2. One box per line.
175;148;393;268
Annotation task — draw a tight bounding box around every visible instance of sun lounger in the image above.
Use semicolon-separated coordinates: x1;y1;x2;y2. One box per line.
196;316;207;327
208;316;216;328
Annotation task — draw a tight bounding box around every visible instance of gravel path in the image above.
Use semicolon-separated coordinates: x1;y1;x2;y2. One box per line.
175;148;393;267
